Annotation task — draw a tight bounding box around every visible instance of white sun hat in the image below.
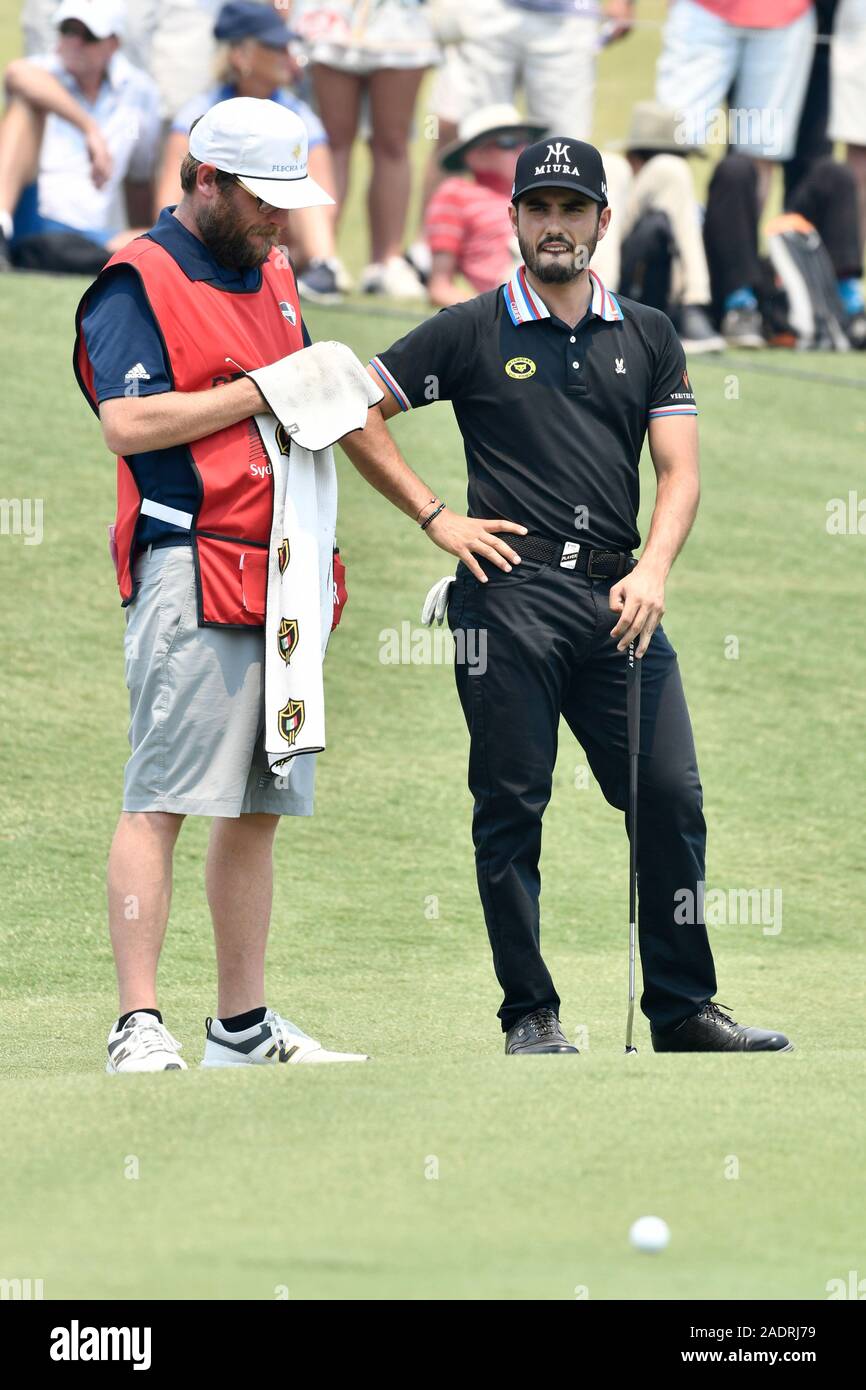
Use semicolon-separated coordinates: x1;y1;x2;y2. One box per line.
188;97;335;210
54;0;127;38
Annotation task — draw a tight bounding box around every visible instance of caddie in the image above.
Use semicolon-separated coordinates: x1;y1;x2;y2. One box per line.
74;96;520;1073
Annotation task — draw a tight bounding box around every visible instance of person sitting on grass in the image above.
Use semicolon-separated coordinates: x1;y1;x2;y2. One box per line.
594;103;725;354
0;0;160;274
155;0;345;303
424;104;546;308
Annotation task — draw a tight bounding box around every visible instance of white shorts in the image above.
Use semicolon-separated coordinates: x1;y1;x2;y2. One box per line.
122;544;315;819
656;0;817;161
829;0;866;146
430;0;598;135
300;0;441;73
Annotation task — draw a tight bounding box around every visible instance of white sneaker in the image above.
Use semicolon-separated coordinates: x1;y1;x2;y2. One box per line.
361;256;426;300
201;1007;370;1066
106;1012;187;1073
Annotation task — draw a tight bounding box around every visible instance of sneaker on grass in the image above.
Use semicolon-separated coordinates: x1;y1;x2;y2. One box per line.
201;1007;370;1066
106;1012;187;1073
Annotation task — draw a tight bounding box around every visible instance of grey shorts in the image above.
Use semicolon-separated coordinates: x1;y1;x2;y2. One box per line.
122;544;315;818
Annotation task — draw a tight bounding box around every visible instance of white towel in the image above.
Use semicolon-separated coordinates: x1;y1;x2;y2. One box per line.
244;343;383;775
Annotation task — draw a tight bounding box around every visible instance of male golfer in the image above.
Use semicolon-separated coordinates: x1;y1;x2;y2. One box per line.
340;138;793;1054
73;97;518;1072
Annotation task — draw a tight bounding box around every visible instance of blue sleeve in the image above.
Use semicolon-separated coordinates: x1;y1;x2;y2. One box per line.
302;317;312;348
80;266;172;402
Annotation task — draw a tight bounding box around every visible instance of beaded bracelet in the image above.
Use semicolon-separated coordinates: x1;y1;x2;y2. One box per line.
420;502;446;531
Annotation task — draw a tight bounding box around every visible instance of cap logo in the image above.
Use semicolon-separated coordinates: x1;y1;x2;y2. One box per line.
545;142;572;164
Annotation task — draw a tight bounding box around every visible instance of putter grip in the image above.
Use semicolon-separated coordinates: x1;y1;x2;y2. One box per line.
626;647;642;752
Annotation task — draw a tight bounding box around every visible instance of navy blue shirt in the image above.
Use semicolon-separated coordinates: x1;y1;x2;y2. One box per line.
80;207;311;551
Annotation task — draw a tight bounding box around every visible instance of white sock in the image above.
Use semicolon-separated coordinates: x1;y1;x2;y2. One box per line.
0;210;13;240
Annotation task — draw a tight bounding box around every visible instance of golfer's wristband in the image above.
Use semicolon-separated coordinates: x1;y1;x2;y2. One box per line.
416;496;438;524
420;502;446;531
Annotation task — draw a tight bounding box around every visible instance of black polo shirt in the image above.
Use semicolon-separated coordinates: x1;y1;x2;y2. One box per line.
371;266;697;552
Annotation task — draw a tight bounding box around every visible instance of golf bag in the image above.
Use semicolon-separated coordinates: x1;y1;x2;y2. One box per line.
765;213;851;351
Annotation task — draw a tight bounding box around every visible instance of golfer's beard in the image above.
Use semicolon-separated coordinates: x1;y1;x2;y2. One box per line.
195;201;280;271
520;230;598;283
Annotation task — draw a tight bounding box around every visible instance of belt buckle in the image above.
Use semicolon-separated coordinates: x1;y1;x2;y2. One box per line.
586;549;609;580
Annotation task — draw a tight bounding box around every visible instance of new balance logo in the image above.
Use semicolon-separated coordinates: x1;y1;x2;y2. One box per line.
265;1043;300;1063
615;358;626;374
124;363;151;382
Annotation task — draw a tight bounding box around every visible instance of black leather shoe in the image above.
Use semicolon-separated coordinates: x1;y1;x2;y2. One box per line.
505;1008;579;1055
651;1001;793;1053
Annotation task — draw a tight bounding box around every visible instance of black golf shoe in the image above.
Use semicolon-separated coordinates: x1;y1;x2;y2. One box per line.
651;1001;793;1053
505;1008;579;1055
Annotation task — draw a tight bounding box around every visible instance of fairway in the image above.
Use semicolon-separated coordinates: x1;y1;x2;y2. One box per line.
1;272;865;1301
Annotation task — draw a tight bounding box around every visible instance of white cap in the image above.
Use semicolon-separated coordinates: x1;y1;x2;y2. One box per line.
188;97;334;211
54;0;126;38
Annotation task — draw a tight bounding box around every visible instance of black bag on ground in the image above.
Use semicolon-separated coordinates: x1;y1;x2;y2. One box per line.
11;231;111;276
618;209;675;315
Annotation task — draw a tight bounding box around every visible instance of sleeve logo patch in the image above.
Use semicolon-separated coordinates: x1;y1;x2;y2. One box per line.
505;356;537;380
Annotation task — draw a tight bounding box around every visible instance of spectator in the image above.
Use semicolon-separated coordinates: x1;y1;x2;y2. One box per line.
22;0;218;125
656;0;818;344
829;0;866;303
704;151;865;346
596;103;724;352
422;0;634;213
292;0;441;298
424;104;546;306
0;0;161;273
157;1;343;302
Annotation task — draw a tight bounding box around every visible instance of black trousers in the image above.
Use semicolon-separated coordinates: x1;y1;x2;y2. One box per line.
704;153;863;313
447;555;717;1033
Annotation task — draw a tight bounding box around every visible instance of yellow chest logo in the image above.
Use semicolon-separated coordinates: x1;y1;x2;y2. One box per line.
505;356;537;380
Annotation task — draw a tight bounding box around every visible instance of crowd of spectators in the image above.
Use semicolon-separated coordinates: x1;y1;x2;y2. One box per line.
1;0;864;348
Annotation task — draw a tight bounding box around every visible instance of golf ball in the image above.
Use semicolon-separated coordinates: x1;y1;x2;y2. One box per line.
629;1216;670;1253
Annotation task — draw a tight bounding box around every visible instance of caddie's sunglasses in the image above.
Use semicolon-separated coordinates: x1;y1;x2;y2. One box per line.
59;19;100;42
228;174;275;213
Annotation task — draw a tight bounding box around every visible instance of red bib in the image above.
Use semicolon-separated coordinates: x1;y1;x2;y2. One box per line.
75;233;304;627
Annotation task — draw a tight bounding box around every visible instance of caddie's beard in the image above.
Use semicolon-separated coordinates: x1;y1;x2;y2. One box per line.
518;221;599;283
195;194;282;270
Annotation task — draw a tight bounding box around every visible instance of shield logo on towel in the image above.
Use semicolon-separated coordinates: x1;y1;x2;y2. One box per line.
278;698;305;747
278;300;297;325
278;538;290;574
278;617;299;664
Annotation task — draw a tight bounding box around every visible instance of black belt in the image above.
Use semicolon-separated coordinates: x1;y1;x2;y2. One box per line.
137;534;192;557
510;532;633;579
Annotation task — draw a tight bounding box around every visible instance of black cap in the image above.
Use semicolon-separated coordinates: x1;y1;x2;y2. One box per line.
511;137;608;206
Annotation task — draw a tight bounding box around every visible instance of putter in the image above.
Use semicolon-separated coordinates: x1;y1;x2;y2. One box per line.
625;640;642;1055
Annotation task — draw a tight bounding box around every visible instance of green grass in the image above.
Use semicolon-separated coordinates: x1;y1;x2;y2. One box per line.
1;272;865;1300
1;1;865;1302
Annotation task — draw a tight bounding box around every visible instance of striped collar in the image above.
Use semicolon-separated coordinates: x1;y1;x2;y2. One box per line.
503;265;623;326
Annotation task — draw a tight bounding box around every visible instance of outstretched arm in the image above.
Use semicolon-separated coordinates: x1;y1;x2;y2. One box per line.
338;373;527;581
